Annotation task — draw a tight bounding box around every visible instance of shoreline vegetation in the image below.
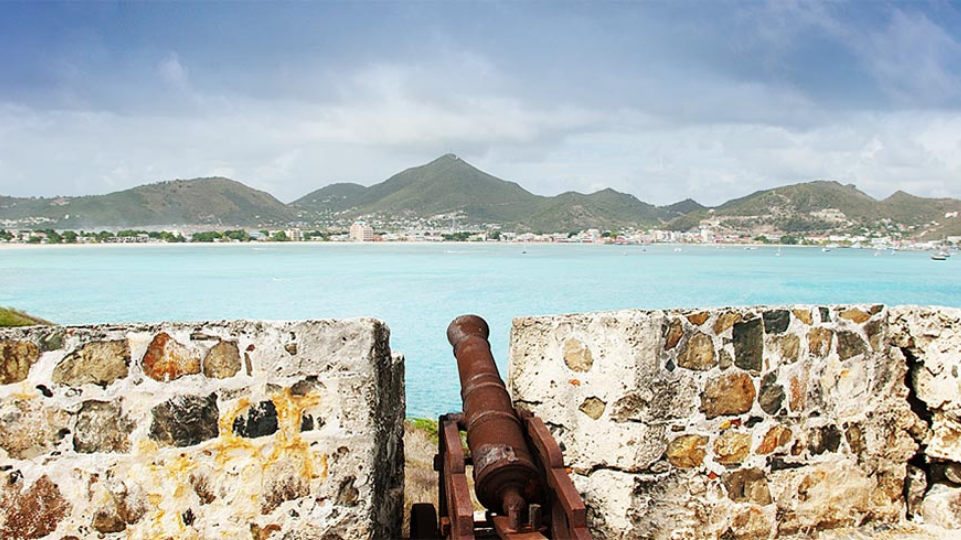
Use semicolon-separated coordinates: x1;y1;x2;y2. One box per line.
0;307;53;327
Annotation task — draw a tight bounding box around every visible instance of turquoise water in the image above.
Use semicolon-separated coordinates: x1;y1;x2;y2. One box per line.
1;243;958;417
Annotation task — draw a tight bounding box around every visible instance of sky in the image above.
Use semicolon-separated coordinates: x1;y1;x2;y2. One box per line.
1;1;960;206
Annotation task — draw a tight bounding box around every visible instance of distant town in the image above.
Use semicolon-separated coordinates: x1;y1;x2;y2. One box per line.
3;156;960;251
1;219;957;251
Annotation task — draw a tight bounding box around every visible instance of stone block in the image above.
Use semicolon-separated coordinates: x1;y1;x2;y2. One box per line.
0;318;404;539
0;340;40;385
52;340;129;387
509;305;922;538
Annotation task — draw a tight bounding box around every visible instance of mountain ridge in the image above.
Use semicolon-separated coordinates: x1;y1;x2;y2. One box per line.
3;155;960;238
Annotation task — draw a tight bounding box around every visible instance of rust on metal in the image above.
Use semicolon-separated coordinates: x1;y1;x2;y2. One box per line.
416;315;592;539
447;315;541;520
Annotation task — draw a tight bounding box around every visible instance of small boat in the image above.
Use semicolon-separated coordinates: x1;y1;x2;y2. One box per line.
822;247;831;252
932;251;949;261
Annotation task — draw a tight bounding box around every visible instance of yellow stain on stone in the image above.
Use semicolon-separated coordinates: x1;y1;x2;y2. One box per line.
119;384;330;537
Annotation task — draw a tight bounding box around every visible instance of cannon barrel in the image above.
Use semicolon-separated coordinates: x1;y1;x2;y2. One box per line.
447;315;540;528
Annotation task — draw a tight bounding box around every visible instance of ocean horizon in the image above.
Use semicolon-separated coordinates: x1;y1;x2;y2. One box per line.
2;242;958;417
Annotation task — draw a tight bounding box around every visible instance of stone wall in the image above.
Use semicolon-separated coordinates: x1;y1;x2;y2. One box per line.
509;305;960;539
0;319;404;539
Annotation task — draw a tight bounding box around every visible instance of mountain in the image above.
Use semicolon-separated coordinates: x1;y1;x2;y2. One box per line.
5;155;961;237
524;188;662;232
659;198;706;220
879;191;961;226
666;180;961;236
291;155;683;231
292;154;545;225
0;178;293;228
291;183;368;214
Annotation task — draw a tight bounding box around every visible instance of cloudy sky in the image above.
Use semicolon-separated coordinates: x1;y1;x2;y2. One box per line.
1;1;960;206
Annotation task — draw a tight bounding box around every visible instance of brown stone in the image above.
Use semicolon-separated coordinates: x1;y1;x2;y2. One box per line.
0;398;70;459
839;308;871;324
714;430;751;465
718;349;733;370
677;332;716;371
701;373;756;419
776;335;799;363
733;319;763;374
149;393;219;447
789;374;807;412
713;312;742;335
52;340;129;387
0;340;40;385
757;425;792;454
666;434;707;468
664;319;683;351
836;331;866;360
142;333;201;381
729;506;773;539
73;400;134;453
686;312;710;326
563;338;594;372
807;328;832;359
723;468;772;505
792;309;813;325
807;424;842;455
203;340;241;379
845;424;864;455
864;320;883;352
92;508;126;533
578;397;606;420
284;343;298;355
0;475;71;539
758;372;785;415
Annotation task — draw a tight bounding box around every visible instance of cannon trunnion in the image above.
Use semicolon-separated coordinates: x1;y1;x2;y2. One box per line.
411;315;591;540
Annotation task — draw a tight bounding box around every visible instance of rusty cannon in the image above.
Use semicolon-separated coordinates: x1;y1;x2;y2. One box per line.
410;315;591;539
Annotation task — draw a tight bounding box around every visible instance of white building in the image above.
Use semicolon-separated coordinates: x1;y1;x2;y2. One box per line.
286;228;304;242
349;221;374;242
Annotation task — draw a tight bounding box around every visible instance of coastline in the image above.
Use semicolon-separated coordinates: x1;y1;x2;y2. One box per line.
0;241;934;251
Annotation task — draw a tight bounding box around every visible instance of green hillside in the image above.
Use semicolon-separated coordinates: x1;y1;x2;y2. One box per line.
290;155;688;231
0;307;52;327
5;156;960;236
880;191;961;226
358;154;545;223
0;178;294;227
291;183;368;214
715;181;877;219
660;198;706;219
664;180;961;235
525;188;662;232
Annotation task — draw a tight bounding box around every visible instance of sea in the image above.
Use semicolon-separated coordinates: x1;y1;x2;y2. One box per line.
1;243;958;418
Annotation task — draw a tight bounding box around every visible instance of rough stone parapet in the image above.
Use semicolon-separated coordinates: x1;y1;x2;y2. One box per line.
509;305;958;539
0;319;404;539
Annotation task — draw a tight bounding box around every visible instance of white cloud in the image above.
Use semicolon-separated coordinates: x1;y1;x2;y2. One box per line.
157;52;190;91
3;31;961;208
